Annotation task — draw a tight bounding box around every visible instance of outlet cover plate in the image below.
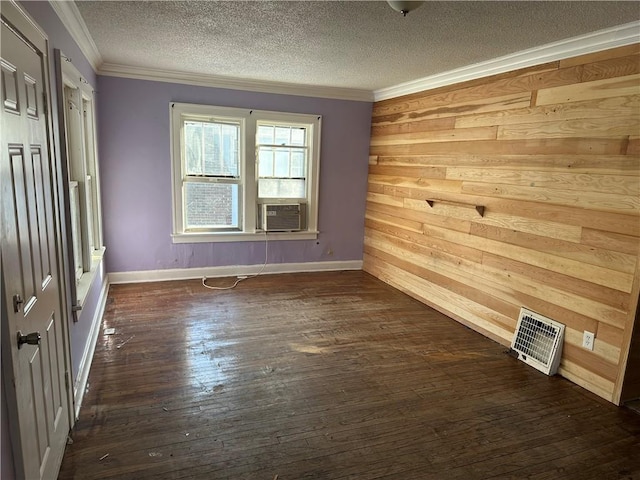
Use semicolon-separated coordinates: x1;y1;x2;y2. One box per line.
582;331;595;351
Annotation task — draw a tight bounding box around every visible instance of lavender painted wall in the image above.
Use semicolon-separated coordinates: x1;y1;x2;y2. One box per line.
2;2;105;473
97;76;372;273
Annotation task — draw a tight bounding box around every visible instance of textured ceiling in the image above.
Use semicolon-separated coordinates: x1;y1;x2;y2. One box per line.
75;1;640;93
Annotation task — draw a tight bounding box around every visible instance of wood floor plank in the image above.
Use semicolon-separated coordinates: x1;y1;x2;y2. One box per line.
58;272;640;479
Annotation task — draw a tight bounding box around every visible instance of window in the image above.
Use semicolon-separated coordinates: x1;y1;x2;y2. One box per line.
171;103;321;242
257;123;308;199
183;119;240;230
57;52;104;311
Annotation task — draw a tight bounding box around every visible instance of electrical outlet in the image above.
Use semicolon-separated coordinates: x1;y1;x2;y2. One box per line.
582;331;595;351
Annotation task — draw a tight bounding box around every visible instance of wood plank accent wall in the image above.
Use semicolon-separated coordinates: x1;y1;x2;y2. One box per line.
364;44;640;405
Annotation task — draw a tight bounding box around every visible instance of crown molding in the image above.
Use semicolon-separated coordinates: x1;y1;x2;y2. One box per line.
99;63;374;102
374;21;640;102
48;0;102;71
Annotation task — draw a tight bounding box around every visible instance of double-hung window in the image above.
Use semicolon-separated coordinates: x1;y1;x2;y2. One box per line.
56;51;104;312
257;122;309;198
171;103;321;242
182;117;241;230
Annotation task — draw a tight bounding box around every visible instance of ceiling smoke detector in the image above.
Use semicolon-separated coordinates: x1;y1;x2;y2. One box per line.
387;1;425;16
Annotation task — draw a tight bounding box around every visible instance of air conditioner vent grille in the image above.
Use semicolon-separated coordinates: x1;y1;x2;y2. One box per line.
262;203;302;232
511;308;564;376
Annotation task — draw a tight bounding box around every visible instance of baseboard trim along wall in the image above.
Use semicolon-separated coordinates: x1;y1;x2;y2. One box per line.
73;278;109;419
108;260;364;284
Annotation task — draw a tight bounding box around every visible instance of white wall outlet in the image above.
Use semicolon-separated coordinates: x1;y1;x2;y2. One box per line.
582;331;595;351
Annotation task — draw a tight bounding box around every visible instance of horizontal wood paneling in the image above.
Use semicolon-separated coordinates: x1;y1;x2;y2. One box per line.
364;44;640;404
536;74;640;106
558;43;640;68
455;96;640;129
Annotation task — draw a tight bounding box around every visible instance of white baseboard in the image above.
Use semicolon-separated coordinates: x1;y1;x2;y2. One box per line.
108;260;363;284
73;277;109;419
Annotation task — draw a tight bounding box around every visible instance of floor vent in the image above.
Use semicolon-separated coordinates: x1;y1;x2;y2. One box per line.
511;308;564;376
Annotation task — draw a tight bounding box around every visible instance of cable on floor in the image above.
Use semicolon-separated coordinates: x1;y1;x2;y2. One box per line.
202;232;268;290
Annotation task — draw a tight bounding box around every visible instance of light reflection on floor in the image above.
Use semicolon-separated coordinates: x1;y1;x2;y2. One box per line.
185;319;234;394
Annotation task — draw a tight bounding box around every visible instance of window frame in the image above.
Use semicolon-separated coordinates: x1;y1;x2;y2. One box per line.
57;51;105;314
256;119;311;202
170;103;321;243
181;115;244;232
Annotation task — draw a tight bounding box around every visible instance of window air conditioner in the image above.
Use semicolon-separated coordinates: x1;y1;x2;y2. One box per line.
262;203;302;232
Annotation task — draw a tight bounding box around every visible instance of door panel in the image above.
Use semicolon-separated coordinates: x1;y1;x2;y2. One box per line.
33;148;53;285
1;60;19;112
12;147;39;312
1;7;69;479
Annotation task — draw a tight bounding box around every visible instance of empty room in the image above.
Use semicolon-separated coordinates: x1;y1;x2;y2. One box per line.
1;1;640;479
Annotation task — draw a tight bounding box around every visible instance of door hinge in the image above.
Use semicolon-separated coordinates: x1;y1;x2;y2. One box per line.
43;91;48;115
65;371;69;390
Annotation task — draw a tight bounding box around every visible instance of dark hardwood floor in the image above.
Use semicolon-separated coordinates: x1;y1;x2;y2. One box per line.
58;271;640;480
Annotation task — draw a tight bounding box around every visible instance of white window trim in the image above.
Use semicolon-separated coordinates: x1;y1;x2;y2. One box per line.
170;102;321;243
58;51;105;310
68;181;83;281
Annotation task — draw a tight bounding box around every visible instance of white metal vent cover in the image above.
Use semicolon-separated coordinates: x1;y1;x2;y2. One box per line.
511;308;565;376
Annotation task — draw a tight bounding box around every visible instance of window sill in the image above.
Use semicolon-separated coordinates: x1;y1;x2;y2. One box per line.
171;230;319;244
76;246;106;308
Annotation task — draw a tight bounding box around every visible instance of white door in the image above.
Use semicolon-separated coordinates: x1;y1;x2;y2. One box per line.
1;4;70;479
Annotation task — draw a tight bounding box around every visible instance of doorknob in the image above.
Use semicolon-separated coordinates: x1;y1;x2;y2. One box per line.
17;331;41;349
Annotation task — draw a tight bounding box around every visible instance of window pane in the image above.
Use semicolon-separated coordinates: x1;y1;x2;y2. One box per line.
274;126;290;145
184;121;239;177
258;178;305;198
291;150;305;177
274;149;290;177
291;127;306;146
184;122;203;175
257;125;274;144
258;147;306;179
258;148;274;177
184;182;239;229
